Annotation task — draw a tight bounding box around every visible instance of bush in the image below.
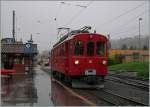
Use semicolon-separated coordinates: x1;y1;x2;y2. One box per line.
108;58;117;66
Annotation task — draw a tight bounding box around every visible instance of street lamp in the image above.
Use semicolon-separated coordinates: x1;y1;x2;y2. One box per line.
138;18;142;62
138;18;142;50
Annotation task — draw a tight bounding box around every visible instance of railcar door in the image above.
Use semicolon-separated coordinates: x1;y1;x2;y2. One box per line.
84;41;97;76
70;40;86;76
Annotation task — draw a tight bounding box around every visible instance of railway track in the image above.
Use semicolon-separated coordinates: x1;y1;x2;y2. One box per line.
74;88;147;106
107;75;149;91
101;89;147;106
51;76;148;106
115;75;149;86
73;76;149;106
104;80;149;105
73;89;114;106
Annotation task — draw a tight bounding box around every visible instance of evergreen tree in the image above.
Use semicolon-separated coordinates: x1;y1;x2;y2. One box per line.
121;44;127;50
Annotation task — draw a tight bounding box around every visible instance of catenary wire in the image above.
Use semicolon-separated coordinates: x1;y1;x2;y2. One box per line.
64;1;93;27
97;2;146;29
109;10;148;35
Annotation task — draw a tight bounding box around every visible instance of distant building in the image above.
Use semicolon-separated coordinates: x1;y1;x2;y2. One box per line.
1;38;15;44
1;35;38;76
109;49;149;63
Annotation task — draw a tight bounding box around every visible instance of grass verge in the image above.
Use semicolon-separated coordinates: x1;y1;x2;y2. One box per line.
109;62;149;79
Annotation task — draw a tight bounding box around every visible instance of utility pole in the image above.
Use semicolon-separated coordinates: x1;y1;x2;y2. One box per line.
12;10;15;40
107;34;111;57
107;34;111;49
138;18;142;62
139;18;142;50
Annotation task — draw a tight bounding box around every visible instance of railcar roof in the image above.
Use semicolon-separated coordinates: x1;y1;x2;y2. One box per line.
53;33;107;49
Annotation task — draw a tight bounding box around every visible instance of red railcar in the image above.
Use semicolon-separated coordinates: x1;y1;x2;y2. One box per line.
51;26;108;87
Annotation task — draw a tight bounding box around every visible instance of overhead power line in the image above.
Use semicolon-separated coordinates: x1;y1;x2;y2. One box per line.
64;1;93;27
75;4;87;8
111;30;138;39
60;2;71;6
111;24;145;38
60;2;87;8
111;10;148;35
55;2;62;29
113;26;139;36
97;2;146;28
111;29;145;40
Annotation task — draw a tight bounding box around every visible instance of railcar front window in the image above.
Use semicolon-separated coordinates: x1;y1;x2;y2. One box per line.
87;42;94;56
96;42;105;56
74;41;84;56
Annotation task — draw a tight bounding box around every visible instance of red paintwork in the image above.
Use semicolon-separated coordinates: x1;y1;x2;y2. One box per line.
1;69;16;75
13;64;25;74
1;64;25;76
51;33;108;78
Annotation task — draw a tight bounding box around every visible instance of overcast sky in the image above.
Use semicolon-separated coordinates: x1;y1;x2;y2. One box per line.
1;1;149;52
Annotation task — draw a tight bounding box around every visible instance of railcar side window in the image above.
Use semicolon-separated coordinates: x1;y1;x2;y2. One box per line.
96;41;105;56
87;42;94;56
74;41;84;56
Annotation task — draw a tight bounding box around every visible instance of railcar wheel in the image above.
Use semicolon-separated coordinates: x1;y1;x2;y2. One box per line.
52;71;56;78
64;76;72;85
60;73;65;80
58;72;65;81
101;76;105;82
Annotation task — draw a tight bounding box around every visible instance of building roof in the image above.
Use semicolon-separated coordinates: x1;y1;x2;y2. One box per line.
1;38;15;44
1;43;38;54
109;49;149;57
2;44;24;53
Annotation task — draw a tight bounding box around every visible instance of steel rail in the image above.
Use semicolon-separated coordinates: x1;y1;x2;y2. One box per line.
107;75;149;91
102;89;148;106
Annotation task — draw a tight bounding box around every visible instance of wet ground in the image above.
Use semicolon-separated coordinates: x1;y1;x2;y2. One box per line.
1;66;89;106
1;66;53;106
51;79;89;106
1;66;149;106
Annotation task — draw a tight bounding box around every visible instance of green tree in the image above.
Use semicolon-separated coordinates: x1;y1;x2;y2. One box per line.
129;46;134;50
143;45;148;50
121;44;128;50
134;46;137;50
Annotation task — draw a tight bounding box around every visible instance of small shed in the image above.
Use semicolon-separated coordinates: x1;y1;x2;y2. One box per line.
1;37;38;76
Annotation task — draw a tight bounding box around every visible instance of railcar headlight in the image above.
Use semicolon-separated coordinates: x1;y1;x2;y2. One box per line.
75;60;79;65
102;60;107;65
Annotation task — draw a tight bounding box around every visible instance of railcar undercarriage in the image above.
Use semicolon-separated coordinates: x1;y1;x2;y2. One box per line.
52;70;105;89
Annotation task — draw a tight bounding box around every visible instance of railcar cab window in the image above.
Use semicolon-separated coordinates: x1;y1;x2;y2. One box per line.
96;41;105;56
87;42;94;56
74;41;84;56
